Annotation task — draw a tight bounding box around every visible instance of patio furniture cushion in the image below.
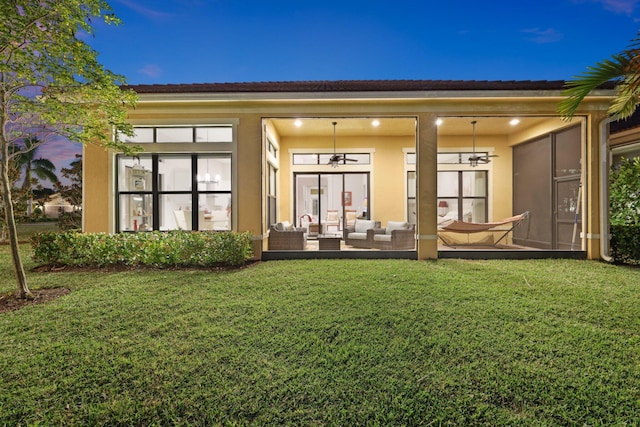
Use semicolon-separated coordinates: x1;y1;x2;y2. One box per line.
373;234;392;242
354;219;375;233
347;232;368;240
274;221;294;231
385;221;409;234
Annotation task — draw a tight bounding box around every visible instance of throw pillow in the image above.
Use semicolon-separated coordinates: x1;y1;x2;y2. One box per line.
386;221;408;234
355;219;375;233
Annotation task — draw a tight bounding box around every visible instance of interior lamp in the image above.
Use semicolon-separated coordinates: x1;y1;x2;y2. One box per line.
438;200;449;216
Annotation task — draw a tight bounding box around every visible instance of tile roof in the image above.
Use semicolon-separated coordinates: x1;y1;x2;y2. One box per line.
610;109;640;133
124;79;616;94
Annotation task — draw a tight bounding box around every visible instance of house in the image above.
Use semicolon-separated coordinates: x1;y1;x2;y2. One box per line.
82;79;617;260
43;193;78;218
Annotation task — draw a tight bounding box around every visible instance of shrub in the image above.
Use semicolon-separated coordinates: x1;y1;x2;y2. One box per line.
57;210;82;231
610;157;640;264
610;157;640;226
610;225;640;265
31;230;253;268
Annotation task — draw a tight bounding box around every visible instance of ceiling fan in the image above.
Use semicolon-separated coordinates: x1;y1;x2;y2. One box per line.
468;120;498;167
328;121;357;167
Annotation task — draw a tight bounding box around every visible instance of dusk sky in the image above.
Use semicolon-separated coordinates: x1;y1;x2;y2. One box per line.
41;0;640;184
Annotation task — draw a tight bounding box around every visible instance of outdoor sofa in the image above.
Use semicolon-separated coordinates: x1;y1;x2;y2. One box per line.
372;221;416;250
343;219;381;248
268;221;306;250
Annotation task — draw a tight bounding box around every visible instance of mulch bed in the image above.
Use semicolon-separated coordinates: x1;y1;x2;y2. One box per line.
0;287;71;314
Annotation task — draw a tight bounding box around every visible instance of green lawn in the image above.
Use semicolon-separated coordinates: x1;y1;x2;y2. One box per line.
13;221;60;242
1;245;639;425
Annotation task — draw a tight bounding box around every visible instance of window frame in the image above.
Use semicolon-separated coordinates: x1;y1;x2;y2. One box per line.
116;153;232;232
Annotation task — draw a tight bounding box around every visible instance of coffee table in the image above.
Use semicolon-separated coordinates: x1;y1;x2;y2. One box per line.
318;235;341;250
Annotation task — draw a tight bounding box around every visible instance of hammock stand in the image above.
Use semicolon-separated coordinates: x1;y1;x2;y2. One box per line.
439;211;530;247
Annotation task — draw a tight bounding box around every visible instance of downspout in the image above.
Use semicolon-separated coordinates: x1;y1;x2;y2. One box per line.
599;117;613;262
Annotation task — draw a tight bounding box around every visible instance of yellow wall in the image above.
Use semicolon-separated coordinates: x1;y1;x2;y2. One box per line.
236;115;263;257
417;113;439;260
83;143;112;233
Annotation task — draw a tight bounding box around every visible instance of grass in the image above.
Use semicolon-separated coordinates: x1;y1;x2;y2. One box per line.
1;245;639;425
5;221;60;243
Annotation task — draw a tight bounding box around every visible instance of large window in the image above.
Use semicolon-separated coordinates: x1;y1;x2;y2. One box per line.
406;151;488;224
437;171;487;223
117;154;231;231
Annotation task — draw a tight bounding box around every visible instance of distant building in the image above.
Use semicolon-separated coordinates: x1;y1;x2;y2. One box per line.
43;193;78;218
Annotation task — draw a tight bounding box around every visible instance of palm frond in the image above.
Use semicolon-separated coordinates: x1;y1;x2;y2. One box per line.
558;55;627;119
32;158;56;171
33;168;59;183
609;73;640;120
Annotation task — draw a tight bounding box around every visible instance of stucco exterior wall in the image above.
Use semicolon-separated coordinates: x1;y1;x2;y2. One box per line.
83;143;112;233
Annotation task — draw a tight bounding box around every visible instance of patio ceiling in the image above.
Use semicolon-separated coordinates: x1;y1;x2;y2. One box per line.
269;116;558;138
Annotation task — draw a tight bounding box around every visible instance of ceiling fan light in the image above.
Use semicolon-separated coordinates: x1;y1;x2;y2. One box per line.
469;158;479;167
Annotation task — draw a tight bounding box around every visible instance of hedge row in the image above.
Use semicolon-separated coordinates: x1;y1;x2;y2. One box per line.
31;230;254;268
610;225;640;266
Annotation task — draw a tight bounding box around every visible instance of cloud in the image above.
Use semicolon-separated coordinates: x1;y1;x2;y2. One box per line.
112;0;172;21
521;28;564;44
573;0;638;14
596;0;637;14
138;64;163;79
38;136;82;165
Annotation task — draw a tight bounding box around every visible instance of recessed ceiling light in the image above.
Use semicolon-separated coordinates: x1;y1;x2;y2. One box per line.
435;118;443;126
509;118;520;126
294;119;303;127
372;120;380;127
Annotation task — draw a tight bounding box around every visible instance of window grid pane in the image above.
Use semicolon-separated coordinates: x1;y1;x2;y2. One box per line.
293;154;319;165
156;127;194;143
121;128;154;143
118;156;152;191
158;156;192;191
195;127;233;143
119;194;153;232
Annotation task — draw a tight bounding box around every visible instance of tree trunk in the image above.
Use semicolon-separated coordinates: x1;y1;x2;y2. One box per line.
0;153;32;299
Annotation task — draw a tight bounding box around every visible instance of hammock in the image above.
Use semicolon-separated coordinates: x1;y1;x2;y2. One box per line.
439;211;529;246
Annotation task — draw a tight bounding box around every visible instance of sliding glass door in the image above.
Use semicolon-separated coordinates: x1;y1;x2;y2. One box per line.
294;172;369;234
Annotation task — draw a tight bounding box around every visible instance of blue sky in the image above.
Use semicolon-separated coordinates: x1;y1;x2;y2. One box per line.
40;0;640;185
89;0;640;84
